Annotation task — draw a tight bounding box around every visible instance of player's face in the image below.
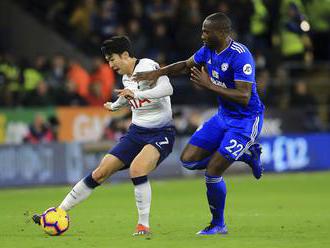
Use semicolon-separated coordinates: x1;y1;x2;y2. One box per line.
106;53;128;75
201;20;220;50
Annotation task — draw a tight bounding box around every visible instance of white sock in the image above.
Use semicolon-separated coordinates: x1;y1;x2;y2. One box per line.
59;179;93;211
134;181;151;228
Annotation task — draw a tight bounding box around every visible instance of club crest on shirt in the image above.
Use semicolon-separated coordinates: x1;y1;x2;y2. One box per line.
221;63;229;72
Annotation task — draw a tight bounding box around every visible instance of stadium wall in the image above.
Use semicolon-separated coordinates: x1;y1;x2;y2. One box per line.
0;133;329;187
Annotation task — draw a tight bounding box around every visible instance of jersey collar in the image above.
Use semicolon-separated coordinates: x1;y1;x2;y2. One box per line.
215;38;233;55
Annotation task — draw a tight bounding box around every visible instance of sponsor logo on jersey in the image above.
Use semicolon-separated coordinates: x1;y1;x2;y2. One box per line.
210;77;227;88
243;64;252;75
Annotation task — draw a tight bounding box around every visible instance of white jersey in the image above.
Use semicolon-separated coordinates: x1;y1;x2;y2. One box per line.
112;58;173;128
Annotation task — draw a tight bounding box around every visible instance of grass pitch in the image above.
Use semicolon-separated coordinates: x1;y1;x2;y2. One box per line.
0;172;329;248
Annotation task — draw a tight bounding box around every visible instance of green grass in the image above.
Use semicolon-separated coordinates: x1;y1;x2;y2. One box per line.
0;172;330;248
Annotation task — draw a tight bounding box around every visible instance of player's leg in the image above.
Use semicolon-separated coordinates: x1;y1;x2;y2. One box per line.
57;132;144;214
239;143;263;178
180;144;212;169
180;115;225;170
32;154;124;225
58;154;125;211
197;128;255;235
235;115;264;179
129;144;160;235
197;151;232;235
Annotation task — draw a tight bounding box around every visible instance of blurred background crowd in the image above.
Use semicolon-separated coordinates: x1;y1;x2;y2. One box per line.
0;0;329;144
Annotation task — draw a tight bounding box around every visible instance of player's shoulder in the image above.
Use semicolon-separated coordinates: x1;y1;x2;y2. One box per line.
136;58;160;72
229;41;252;56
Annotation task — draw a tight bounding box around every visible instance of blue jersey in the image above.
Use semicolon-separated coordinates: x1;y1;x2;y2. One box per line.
193;39;264;119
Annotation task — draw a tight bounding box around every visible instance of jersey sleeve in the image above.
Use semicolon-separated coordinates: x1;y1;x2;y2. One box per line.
193;46;207;65
135;76;173;99
110;96;129;110
232;52;255;83
135;59;159;73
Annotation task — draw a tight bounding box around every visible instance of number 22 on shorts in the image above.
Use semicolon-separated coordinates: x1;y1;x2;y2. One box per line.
225;139;244;157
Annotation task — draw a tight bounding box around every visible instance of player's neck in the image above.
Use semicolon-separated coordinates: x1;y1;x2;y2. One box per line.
127;57;138;76
215;37;231;54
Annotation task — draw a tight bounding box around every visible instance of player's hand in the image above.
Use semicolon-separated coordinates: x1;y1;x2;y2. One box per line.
115;88;134;100
104;102;114;111
133;70;160;84
190;66;212;89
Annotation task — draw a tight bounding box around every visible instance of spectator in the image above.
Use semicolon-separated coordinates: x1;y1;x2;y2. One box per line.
89;57;116;102
305;0;330;61
69;0;97;37
22;60;44;92
280;1;312;62
56;80;87;106
290;80;322;131
24;113;54;144
148;22;172;62
91;0;120;42
46;54;67;90
67;59;90;98
84;81;104;106
23;80;54;106
0;53;21;106
127;19;147;58
175;0;201;58
103;114;131;141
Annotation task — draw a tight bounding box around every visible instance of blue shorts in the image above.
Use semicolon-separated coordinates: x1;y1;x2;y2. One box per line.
189;113;263;161
109;124;175;170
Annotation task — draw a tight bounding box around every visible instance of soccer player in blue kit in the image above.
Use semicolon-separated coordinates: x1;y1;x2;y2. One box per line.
134;12;265;235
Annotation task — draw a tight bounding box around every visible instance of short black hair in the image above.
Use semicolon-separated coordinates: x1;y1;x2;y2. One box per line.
101;35;134;57
205;12;232;34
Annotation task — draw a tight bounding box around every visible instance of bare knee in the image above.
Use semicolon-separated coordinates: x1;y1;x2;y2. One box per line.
180;145;210;162
92;169;109;184
91;155;124;183
129;166;147;178
180;150;196;162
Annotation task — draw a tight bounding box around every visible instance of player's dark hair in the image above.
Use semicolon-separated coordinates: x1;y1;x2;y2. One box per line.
205;12;232;34
101;35;134;57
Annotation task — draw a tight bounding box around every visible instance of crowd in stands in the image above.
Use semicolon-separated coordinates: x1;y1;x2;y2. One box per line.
0;53;116;107
0;0;329;143
20;0;330;65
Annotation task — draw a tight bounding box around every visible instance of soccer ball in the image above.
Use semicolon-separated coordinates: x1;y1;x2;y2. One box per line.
40;207;70;236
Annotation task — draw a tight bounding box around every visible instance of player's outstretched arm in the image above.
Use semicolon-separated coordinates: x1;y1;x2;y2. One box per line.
133;56;195;82
190;66;251;106
135;76;173;99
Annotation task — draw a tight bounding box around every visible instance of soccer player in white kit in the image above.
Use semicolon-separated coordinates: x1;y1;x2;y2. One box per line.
33;36;175;236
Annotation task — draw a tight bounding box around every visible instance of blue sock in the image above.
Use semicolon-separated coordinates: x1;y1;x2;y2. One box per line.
205;173;226;226
181;156;211;170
